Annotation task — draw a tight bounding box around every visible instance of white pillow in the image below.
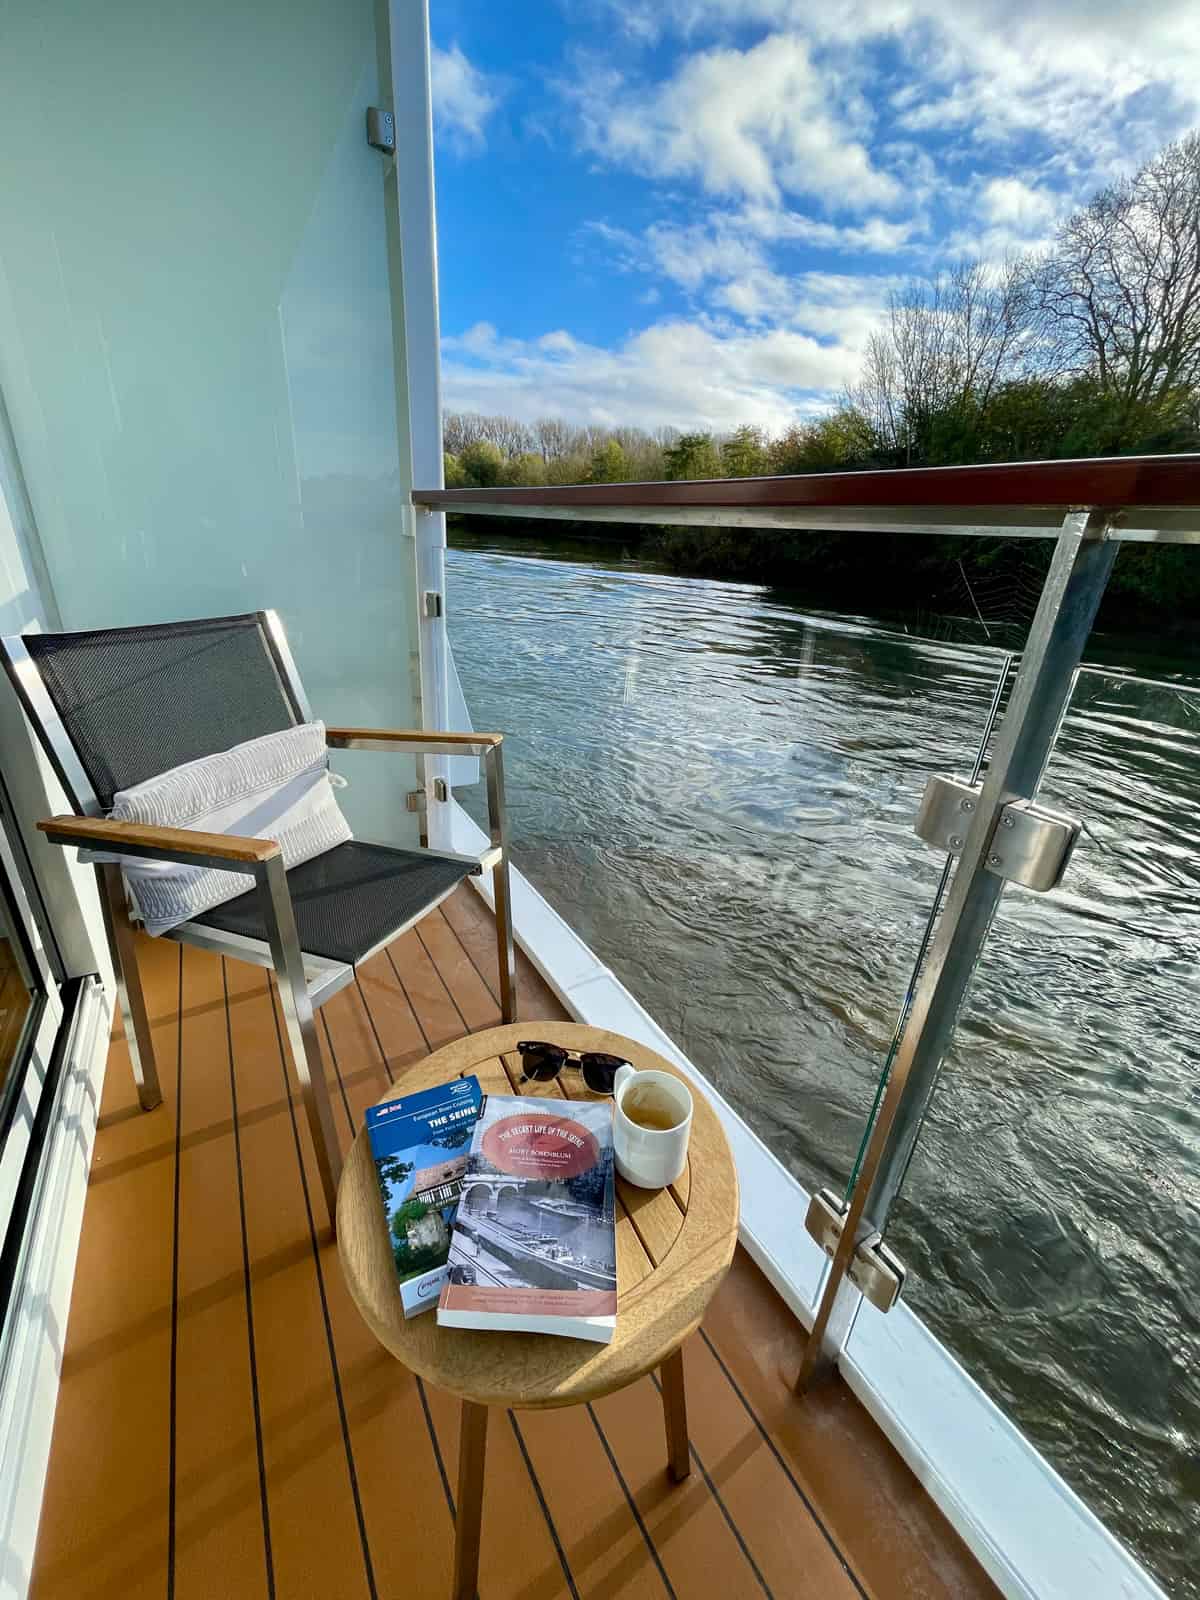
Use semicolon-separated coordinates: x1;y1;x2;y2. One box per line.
81;721;352;936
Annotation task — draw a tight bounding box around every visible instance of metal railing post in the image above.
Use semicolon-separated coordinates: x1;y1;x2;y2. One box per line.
484;743;518;1024
796;510;1119;1390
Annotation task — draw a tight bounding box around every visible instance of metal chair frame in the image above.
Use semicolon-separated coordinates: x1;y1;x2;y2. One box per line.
3;611;517;1225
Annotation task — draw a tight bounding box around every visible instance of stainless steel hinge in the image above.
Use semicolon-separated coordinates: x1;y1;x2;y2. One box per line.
406;778;449;810
984;798;1080;892
914;774;1081;892
422;590;443;619
366;107;395;154
804;1188;907;1313
914;773;982;855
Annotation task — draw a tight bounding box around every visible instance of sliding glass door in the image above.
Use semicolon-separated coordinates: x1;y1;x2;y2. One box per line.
0;775;68;1334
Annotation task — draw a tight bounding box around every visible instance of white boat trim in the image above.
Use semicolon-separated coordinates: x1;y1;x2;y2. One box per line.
446;797;1167;1600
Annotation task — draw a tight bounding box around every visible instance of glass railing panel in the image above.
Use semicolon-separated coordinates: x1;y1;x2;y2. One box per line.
884;662;1200;1600
446;529;1015;1218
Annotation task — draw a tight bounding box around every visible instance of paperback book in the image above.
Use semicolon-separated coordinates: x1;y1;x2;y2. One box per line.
365;1076;484;1318
437;1094;618;1343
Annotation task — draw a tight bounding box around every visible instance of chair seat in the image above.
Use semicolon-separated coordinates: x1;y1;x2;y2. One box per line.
192;840;474;965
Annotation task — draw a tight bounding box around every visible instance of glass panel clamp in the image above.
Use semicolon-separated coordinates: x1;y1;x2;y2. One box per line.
984;798;1081;892
914;773;982;855
915;775;1081;892
804;1188;907;1314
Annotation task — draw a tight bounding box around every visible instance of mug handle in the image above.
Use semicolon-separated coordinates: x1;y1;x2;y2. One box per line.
613;1062;636;1099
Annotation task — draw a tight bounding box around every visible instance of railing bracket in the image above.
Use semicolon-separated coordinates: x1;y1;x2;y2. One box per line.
915;776;1080;892
984;798;1080;892
804;1188;906;1314
914;774;983;855
804;1186;849;1254
848;1232;906;1313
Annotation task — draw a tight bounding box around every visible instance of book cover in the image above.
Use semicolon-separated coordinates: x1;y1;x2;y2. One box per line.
437;1094;618;1343
365;1076;484;1318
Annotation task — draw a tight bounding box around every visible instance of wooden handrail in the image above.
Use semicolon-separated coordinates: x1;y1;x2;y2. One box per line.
413;452;1200;513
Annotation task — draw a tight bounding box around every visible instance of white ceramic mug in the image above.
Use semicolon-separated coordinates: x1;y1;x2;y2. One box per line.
612;1064;693;1189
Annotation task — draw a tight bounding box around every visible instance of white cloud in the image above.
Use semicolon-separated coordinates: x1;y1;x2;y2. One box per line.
601;1;1200;180
586;203;910;300
431;44;498;149
644;220;766;292
979;177;1057;231
573;33;899;210
945;174;1069;258
443;288;884;433
629;219;898;333
741;204;917;254
441;1;1200;430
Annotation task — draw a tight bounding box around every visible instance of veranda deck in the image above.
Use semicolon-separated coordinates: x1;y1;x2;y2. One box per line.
30;885;998;1600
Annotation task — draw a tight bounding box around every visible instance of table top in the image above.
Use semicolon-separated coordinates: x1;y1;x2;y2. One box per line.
336;1021;739;1409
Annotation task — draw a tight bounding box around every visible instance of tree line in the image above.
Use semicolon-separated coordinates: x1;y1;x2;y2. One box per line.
443;133;1200;629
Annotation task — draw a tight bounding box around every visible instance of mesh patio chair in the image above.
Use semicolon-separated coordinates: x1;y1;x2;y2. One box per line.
1;611;516;1223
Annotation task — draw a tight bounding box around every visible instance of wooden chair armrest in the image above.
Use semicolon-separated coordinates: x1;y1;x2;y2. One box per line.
38;814;280;869
325;727;502;753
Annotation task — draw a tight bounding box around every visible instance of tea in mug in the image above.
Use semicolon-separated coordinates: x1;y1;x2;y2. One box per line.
621;1084;683;1131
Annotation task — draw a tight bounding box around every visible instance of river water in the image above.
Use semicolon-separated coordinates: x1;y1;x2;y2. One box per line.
447;527;1200;1597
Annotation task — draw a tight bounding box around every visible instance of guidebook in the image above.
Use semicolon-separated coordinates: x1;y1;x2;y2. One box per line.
366;1077;484;1318
437;1094;618;1343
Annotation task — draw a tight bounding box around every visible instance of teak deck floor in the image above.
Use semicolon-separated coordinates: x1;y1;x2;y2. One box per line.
31;885;998;1600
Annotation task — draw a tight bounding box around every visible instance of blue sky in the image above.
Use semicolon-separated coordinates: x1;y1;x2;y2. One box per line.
428;0;1200;435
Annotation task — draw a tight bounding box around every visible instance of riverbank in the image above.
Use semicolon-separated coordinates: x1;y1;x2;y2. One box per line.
446;514;1200;636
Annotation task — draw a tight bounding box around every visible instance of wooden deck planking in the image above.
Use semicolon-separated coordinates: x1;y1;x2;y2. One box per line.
387;925;472;1050
31;883;999;1600
172;943;273;1599
699;1242;999;1600
222;957;372;1600
28;933;179;1600
588;1373;776;1599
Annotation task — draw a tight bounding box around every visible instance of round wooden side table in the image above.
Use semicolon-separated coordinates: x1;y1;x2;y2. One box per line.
337;1021;739;1600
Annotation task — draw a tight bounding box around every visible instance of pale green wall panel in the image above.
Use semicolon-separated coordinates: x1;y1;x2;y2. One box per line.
0;0;421;843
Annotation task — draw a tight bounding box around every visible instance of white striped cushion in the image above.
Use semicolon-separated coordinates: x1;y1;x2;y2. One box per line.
81;721;352;936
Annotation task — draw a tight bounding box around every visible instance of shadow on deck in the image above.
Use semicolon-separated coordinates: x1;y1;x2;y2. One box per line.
31;885;998;1600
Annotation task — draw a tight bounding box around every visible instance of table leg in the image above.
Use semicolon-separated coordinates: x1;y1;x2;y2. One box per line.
453;1401;489;1600
660;1346;691;1482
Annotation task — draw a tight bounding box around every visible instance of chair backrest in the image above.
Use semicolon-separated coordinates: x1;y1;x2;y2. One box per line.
2;611;309;815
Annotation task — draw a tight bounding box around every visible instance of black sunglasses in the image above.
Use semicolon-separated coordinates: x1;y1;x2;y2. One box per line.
516;1041;630;1095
